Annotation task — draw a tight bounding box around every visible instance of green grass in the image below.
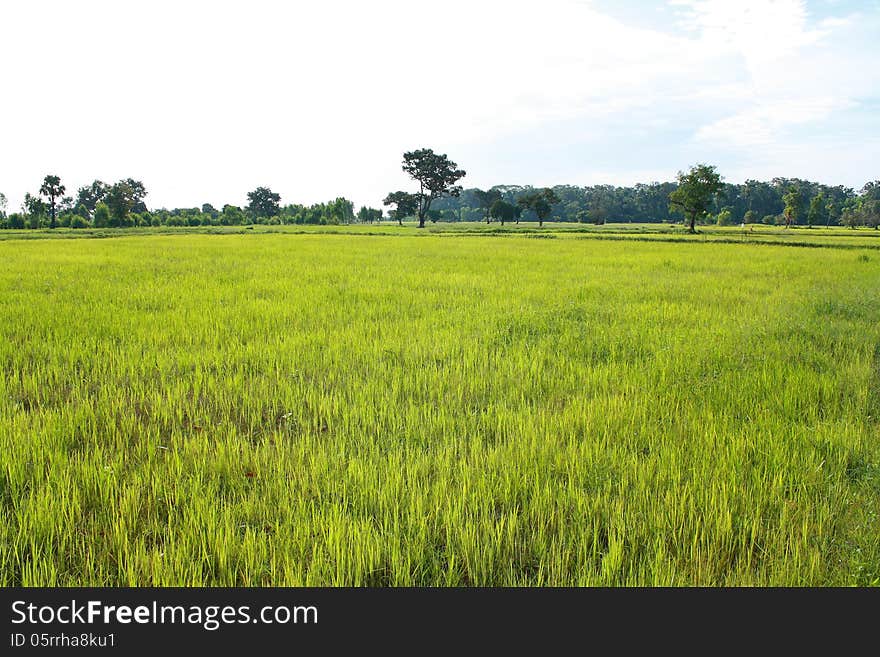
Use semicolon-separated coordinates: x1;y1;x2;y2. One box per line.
1;231;878;585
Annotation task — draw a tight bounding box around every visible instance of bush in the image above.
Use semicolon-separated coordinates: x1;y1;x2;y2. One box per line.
71;216;89;229
716;208;733;226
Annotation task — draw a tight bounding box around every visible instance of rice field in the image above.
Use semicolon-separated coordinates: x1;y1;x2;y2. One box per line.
1;229;878;585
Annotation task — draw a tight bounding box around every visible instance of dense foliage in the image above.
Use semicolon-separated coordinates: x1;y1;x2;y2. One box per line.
2;158;878;229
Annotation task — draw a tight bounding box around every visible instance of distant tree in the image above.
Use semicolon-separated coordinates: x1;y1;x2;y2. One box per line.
587;198;609;225
668;164;724;233
489;199;517;226
715;207;732;226
474;188;502;223
0;192;6;218
93;202;111;228
782;187;804;228
220;204;245;226
383;191;418;226
860;182;879;229
807;193;827;228
106;181;136;226
743;209;757;224
247;186;281;219
517;188;560;227
861;198;880;230
76;180;109;214
399;148;466;228
121;179;148;212
23;193;47;228
202;203;219;218
39;175;66;229
326;197;355;224
861;181;880;202
357;206;383;224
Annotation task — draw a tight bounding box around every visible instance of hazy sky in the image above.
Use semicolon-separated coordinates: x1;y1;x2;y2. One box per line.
1;0;878;213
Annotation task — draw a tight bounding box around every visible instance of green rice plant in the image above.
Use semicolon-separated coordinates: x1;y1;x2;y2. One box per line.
0;232;878;585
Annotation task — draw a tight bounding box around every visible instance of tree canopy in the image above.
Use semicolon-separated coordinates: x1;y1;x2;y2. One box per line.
247;187;281;219
39;174;65;229
668;164;724;233
517;188;560;227
383;191;419;226
397;148;466;228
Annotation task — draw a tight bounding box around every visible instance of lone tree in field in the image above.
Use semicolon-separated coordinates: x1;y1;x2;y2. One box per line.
517;188;560;227
668;164;724;233
383;191;418;226
39;174;65;229
398;148;466;228
489;199;518;226
247;186;281;219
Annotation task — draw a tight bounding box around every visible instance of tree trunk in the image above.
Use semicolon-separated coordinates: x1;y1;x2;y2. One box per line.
688;214;696;233
418;216;425;228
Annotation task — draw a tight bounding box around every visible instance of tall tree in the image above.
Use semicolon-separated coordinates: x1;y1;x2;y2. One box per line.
93;202;111;228
105;181;136;226
0;192;6;218
39;174;65;229
23;193;46;228
668;164;724;233
76;180;110;214
326;197;355;224
517;188;560;227
357;206;382;224
474;188;502;223
807;193;827;228
400;148;466;228
782;187;804;228
383;191;418;226
121;179;148;212
246;186;281;219
860;184;880;229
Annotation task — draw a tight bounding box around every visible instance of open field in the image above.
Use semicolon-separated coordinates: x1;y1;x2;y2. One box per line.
1;229;879;585
3;221;880;250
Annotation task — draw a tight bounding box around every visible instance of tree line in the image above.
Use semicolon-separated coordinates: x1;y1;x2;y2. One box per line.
2;154;877;230
433;177;879;229
0;178;384;230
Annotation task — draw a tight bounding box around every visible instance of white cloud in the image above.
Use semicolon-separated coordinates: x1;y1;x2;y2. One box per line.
0;0;877;211
677;0;879;170
695;97;855;147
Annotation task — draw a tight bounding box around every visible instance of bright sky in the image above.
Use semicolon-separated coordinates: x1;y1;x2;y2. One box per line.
1;0;878;213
